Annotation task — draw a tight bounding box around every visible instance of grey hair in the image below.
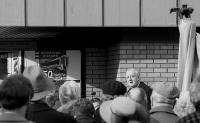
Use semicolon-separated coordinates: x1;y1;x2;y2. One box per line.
151;91;175;106
59;81;81;105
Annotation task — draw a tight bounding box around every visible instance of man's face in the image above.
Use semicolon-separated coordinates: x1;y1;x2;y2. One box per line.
126;70;139;87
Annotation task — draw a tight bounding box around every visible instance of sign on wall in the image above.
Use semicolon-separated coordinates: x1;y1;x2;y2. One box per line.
35;51;67;80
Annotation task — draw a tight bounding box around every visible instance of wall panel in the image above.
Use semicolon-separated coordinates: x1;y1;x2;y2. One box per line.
27;0;64;26
142;0;176;26
0;0;24;26
66;0;102;26
104;0;139;26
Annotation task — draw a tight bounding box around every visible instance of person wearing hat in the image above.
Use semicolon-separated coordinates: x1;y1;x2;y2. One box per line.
150;82;180;123
23;65;77;123
0;74;34;123
95;80;127;123
99;96;149;123
125;68;152;110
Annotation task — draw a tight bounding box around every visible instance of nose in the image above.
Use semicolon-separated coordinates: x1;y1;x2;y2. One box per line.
127;76;131;81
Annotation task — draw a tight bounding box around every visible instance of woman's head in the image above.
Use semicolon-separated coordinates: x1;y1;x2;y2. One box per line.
59;81;80;105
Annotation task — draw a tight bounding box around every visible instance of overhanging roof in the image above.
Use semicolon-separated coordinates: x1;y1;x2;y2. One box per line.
0;27;181;50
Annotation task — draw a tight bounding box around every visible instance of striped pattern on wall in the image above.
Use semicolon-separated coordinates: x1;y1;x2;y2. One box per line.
0;0;199;26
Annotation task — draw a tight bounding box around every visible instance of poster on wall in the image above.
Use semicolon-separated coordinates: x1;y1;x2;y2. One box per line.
36;51;68;90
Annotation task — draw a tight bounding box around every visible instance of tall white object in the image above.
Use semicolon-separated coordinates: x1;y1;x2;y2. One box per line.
177;19;196;92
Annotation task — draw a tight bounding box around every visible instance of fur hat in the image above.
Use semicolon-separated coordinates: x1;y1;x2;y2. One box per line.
102;81;126;96
100;96;149;123
23;65;55;101
153;82;179;99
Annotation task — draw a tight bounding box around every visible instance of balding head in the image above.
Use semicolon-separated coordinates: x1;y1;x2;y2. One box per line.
127;88;148;108
126;68;140;87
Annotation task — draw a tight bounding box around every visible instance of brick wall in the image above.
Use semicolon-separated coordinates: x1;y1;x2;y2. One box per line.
86;40;179;99
86;48;106;98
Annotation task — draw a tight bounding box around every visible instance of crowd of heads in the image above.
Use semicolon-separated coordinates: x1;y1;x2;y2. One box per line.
0;66;200;123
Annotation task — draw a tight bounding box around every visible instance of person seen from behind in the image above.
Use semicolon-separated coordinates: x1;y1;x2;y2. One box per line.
127;87;148;109
0;74;34;123
100;96;149;123
150;82;180;123
71;98;96;123
23;65;77;123
57;80;81;115
95;80;127;123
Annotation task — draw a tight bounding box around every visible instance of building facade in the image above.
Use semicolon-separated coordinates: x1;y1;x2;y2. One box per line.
0;0;199;98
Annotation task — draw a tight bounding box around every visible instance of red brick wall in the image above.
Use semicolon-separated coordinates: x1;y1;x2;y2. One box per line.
86;41;179;99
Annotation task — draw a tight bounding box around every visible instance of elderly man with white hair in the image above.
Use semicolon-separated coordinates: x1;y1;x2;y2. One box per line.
125;68;152;110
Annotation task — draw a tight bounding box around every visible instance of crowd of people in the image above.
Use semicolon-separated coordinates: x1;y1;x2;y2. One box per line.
0;65;199;123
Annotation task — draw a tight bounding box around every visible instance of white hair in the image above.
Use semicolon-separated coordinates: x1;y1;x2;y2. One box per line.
59;81;81;105
126;68;140;77
151;91;175;107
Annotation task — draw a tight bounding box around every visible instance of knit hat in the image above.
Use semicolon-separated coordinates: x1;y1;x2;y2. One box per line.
102;81;126;96
100;96;149;123
153;82;179;99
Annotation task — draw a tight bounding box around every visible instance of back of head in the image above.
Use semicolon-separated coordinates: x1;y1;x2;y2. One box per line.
152;82;179;106
59;81;80;105
0;74;33;110
100;96;149;123
127;88;148;108
111;97;149;123
72;98;95;118
23;65;55;101
102;80;126;99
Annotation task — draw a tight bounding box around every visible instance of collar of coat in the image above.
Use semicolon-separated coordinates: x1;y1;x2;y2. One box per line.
150;106;176;116
0;112;29;122
28;101;52;112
